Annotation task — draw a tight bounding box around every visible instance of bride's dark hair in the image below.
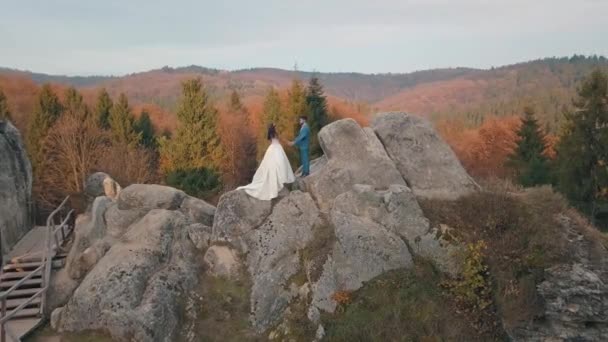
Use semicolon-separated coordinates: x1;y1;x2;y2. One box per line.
267;123;277;141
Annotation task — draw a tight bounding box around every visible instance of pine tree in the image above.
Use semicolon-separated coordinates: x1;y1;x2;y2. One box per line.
281;79;309;165
64;87;89;121
306;76;328;156
135;110;157;149
159;78;223;175
556;69;608;223
507;106;550;186
0;88;11;121
109;93;140;146
257;87;282;161
95;88;113;129
27;84;63;173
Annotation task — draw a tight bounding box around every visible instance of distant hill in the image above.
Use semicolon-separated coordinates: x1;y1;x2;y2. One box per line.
2;55;607;133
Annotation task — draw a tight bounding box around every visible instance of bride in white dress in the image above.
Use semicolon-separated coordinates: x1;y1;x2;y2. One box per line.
237;123;295;200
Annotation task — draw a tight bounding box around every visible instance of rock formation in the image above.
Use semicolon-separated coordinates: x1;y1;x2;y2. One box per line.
0;121;33;254
52;183;215;341
51;113;607;341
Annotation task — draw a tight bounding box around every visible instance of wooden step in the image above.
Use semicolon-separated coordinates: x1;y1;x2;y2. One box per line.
3;259;63;272
0;270;42;281
5;308;40;319
3;262;43;272
5;296;41;310
0;278;42;289
1;288;40;299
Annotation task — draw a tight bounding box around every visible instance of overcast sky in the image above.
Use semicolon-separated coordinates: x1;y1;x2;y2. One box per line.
2;0;607;76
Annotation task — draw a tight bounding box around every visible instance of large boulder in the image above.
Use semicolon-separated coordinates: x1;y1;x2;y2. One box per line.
244;191;321;331
0;121;33;254
309;188;414;315
211;189;273;253
179;195;216;226
55;209;201;341
64;196;114;280
84;172;121;201
117;184;187;211
300;119;406;212
333;184;462;276
372;112;479;200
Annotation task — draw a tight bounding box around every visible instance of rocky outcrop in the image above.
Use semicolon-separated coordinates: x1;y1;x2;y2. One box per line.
0;121;33;254
84;172;121;201
372;112;479;199
299;119;406;212
53;184;217;341
209;190;321;331
508;213;608;341
308;184;463;318
54;113;608;342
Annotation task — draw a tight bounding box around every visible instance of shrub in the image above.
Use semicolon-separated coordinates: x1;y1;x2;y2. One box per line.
443;241;492;311
165;167;220;198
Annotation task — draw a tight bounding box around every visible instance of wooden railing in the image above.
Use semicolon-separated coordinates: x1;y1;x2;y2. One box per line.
0;196;73;342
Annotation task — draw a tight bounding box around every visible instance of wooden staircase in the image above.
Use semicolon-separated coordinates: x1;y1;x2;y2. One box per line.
0;197;73;341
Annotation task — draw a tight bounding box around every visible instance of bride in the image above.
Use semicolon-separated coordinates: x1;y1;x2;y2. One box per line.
237;123;295;200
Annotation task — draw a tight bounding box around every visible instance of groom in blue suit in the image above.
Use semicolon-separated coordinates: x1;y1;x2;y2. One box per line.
290;116;311;176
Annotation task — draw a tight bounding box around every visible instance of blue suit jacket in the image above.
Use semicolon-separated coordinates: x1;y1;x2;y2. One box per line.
294;123;310;150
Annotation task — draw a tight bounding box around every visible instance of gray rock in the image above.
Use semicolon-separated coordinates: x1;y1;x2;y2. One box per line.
0;121;33;254
179;195;216;226
64;196;113;280
204;245;241;277
296;156;328;177
187;223;211;251
117;184;186;211
372;112;479;199
299;119;405;212
310;208;413;313
51;307;64;331
211;189;272;253
84;172;121;201
334;184;462;276
56;209;201;342
104;203;146;238
244;191;321;331
509;263;608;341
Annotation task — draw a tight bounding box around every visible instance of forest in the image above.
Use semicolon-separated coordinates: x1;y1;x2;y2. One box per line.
1;56;607;229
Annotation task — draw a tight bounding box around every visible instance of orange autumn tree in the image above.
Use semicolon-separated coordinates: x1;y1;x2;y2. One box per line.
438;116;521;179
219;90;257;187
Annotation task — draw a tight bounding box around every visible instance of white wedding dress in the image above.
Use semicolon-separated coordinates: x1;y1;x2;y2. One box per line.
237;138;295;200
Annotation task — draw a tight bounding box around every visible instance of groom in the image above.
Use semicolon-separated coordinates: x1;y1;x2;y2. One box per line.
289;116;311;177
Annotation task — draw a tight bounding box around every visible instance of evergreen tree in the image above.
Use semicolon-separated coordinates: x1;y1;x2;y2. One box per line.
556;69;608;223
95;88;113;129
281;79;309;165
507;106;550;186
306;76;329;156
135;110;157;149
159;78;223;175
0;88;11;121
257;87;282;161
27;84;63;173
64;87;89;121
109;93;140;146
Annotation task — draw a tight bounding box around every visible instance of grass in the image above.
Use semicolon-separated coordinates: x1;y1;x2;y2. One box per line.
418;185;584;332
323;260;503;341
192;273;262;342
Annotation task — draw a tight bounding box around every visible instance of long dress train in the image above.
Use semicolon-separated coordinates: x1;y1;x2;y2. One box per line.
237;138;295;200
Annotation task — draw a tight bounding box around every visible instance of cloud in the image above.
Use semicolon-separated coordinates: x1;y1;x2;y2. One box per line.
1;0;607;74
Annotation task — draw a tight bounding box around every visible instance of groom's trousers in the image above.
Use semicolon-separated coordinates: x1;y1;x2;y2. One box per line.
299;147;310;176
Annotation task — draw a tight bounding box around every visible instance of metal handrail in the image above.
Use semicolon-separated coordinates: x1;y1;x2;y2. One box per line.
0;288;44;324
0;264;44;301
0;195;71;342
41;196;71;315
